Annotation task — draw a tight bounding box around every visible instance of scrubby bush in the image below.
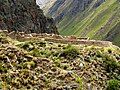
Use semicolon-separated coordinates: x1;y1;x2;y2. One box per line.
103;54;120;72
42;50;52;58
60;45;79;60
17;42;34;51
30;49;41;57
107;79;120;90
108;49;112;54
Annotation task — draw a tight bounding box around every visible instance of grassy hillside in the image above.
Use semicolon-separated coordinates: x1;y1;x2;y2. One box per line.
0;32;120;89
52;0;120;46
105;22;120;47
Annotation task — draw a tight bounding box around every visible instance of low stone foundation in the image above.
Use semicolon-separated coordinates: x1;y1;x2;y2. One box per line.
45;38;112;47
0;30;113;47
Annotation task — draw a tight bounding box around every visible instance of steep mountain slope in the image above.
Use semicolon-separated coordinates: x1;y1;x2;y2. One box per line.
48;0;97;22
0;0;58;34
47;0;120;46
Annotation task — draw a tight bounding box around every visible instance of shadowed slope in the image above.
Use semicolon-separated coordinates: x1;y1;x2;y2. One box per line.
0;0;58;34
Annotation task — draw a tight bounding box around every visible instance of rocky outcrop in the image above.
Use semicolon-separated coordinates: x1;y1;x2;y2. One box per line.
0;0;58;34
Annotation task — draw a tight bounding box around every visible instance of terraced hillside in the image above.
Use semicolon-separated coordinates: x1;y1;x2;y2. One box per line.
0;31;120;89
47;0;120;46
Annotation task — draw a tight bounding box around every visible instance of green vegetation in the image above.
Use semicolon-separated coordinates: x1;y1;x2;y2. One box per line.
56;0;120;46
107;79;120;90
103;54;120;72
72;74;83;90
59;45;79;60
0;33;120;89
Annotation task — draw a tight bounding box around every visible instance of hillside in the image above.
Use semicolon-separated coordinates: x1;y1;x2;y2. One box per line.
47;0;120;46
0;0;120;90
0;30;120;90
0;0;58;34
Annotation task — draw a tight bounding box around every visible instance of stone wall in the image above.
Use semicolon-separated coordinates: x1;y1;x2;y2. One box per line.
0;30;113;47
45;38;112;47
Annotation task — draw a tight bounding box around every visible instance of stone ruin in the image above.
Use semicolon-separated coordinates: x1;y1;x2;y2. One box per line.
0;30;113;47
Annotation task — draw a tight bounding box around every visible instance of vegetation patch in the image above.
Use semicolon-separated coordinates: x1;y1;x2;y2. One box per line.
107;79;120;90
59;45;79;60
0;33;120;89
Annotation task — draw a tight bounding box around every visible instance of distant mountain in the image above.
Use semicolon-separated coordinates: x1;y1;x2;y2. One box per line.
42;0;57;14
47;0;120;46
36;0;57;14
36;0;51;8
0;0;58;34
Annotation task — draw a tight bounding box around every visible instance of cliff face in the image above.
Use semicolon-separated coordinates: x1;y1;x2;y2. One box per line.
0;0;58;34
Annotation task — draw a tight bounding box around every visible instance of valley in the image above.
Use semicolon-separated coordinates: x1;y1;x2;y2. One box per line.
45;0;120;47
0;0;120;90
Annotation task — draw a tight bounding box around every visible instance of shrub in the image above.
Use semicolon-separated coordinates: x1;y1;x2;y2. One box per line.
108;49;112;54
60;45;79;60
107;79;120;90
72;73;83;90
44;50;52;58
103;54;120;72
17;42;34;51
30;49;41;57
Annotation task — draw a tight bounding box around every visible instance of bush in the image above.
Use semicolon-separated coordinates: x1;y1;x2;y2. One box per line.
103;54;120;72
60;45;79;60
30;49;41;57
17;42;34;51
107;79;120;90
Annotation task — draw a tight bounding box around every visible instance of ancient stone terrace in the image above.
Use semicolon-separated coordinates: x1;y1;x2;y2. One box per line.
0;30;113;47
